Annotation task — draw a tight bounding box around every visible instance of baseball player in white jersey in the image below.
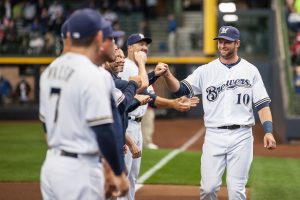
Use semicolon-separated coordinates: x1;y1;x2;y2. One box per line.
39;9;128;200
118;33;198;200
117;34;152;200
162;26;276;200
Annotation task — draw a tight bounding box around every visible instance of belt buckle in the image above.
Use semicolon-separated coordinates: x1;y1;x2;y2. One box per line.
135;117;142;122
130;116;142;122
61;150;78;158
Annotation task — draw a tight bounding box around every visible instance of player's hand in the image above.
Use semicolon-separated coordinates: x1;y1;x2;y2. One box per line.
129;76;142;88
134;94;151;105
134;51;147;65
163;64;172;78
128;142;142;158
154;62;168;76
173;97;191;112
123;144;128;154
113;172;129;197
190;96;200;107
103;159;119;199
103;159;129;198
263;133;276;150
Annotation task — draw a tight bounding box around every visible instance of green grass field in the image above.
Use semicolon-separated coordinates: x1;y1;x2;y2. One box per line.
0;123;47;181
1;122;300;199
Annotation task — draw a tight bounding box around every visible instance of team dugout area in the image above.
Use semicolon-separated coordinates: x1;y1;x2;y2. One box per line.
1;1;299;142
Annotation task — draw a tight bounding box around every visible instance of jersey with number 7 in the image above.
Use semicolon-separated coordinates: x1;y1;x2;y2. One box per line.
183;58;271;127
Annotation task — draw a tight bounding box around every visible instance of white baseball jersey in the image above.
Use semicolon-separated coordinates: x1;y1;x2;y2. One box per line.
183;58;270;127
117;57;154;200
119;58;154;118
39;52;114;154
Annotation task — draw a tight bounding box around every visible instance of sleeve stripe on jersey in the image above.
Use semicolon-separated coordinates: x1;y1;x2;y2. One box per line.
87;116;114;126
117;94;125;106
254;97;271;107
39;113;45;122
181;80;194;97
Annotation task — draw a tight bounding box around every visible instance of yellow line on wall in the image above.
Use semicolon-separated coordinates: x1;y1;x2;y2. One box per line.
147;57;215;64
0;57;55;65
0;56;216;65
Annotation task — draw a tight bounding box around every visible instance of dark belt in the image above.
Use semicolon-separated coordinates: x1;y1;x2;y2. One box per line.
129;116;143;122
218;125;241;130
60;150;102;162
61;150;78;158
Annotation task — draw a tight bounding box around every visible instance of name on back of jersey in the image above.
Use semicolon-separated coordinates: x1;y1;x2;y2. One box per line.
47;65;75;82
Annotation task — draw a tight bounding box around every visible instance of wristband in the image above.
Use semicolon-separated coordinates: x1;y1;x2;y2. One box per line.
262;121;273;134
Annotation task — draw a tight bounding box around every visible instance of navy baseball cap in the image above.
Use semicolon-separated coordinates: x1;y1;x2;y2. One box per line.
68;8;109;39
102;25;125;40
127;33;152;46
213;26;240;41
61;19;69;39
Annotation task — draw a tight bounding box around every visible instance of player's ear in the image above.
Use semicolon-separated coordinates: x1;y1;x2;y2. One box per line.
64;32;71;53
236;40;240;48
96;31;103;46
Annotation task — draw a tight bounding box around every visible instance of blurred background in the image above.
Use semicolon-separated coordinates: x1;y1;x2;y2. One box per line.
0;0;299;143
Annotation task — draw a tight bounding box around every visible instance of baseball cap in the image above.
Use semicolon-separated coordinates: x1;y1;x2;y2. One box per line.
61;19;69;39
68;8;109;39
102;24;125;40
213;26;240;41
127;33;152;46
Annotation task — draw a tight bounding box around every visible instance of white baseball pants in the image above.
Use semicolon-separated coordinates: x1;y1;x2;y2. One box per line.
200;127;253;200
40;149;105;200
118;120;143;200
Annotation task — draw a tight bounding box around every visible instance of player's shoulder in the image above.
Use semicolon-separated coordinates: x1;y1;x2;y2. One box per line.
239;58;258;70
41;54;64;78
206;58;220;67
194;58;217;72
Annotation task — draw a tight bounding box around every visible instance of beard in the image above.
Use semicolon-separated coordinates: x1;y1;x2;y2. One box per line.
105;52;116;63
110;62;119;74
219;47;235;60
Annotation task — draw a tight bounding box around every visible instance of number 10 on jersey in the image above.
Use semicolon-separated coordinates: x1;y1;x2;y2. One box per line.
236;93;250;105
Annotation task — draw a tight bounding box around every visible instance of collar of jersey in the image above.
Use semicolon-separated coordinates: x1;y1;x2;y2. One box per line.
219;57;241;69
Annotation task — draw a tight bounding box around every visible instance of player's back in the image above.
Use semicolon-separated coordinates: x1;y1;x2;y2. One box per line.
39;52;113;154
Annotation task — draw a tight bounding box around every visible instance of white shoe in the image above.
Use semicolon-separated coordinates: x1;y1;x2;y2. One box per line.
146;143;159;149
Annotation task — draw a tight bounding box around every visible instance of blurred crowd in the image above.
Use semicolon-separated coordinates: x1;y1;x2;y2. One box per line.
286;0;300;93
0;0;158;55
0;73;31;106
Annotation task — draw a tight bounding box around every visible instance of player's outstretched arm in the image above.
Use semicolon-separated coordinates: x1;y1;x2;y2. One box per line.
153;96;192;112
146;62;168;85
134;94;151;105
134;51;149;93
258;106;276;150
163;66;180;92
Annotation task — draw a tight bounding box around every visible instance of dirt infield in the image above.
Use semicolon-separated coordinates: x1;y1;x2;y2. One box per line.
136;184;250;200
0;119;299;200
